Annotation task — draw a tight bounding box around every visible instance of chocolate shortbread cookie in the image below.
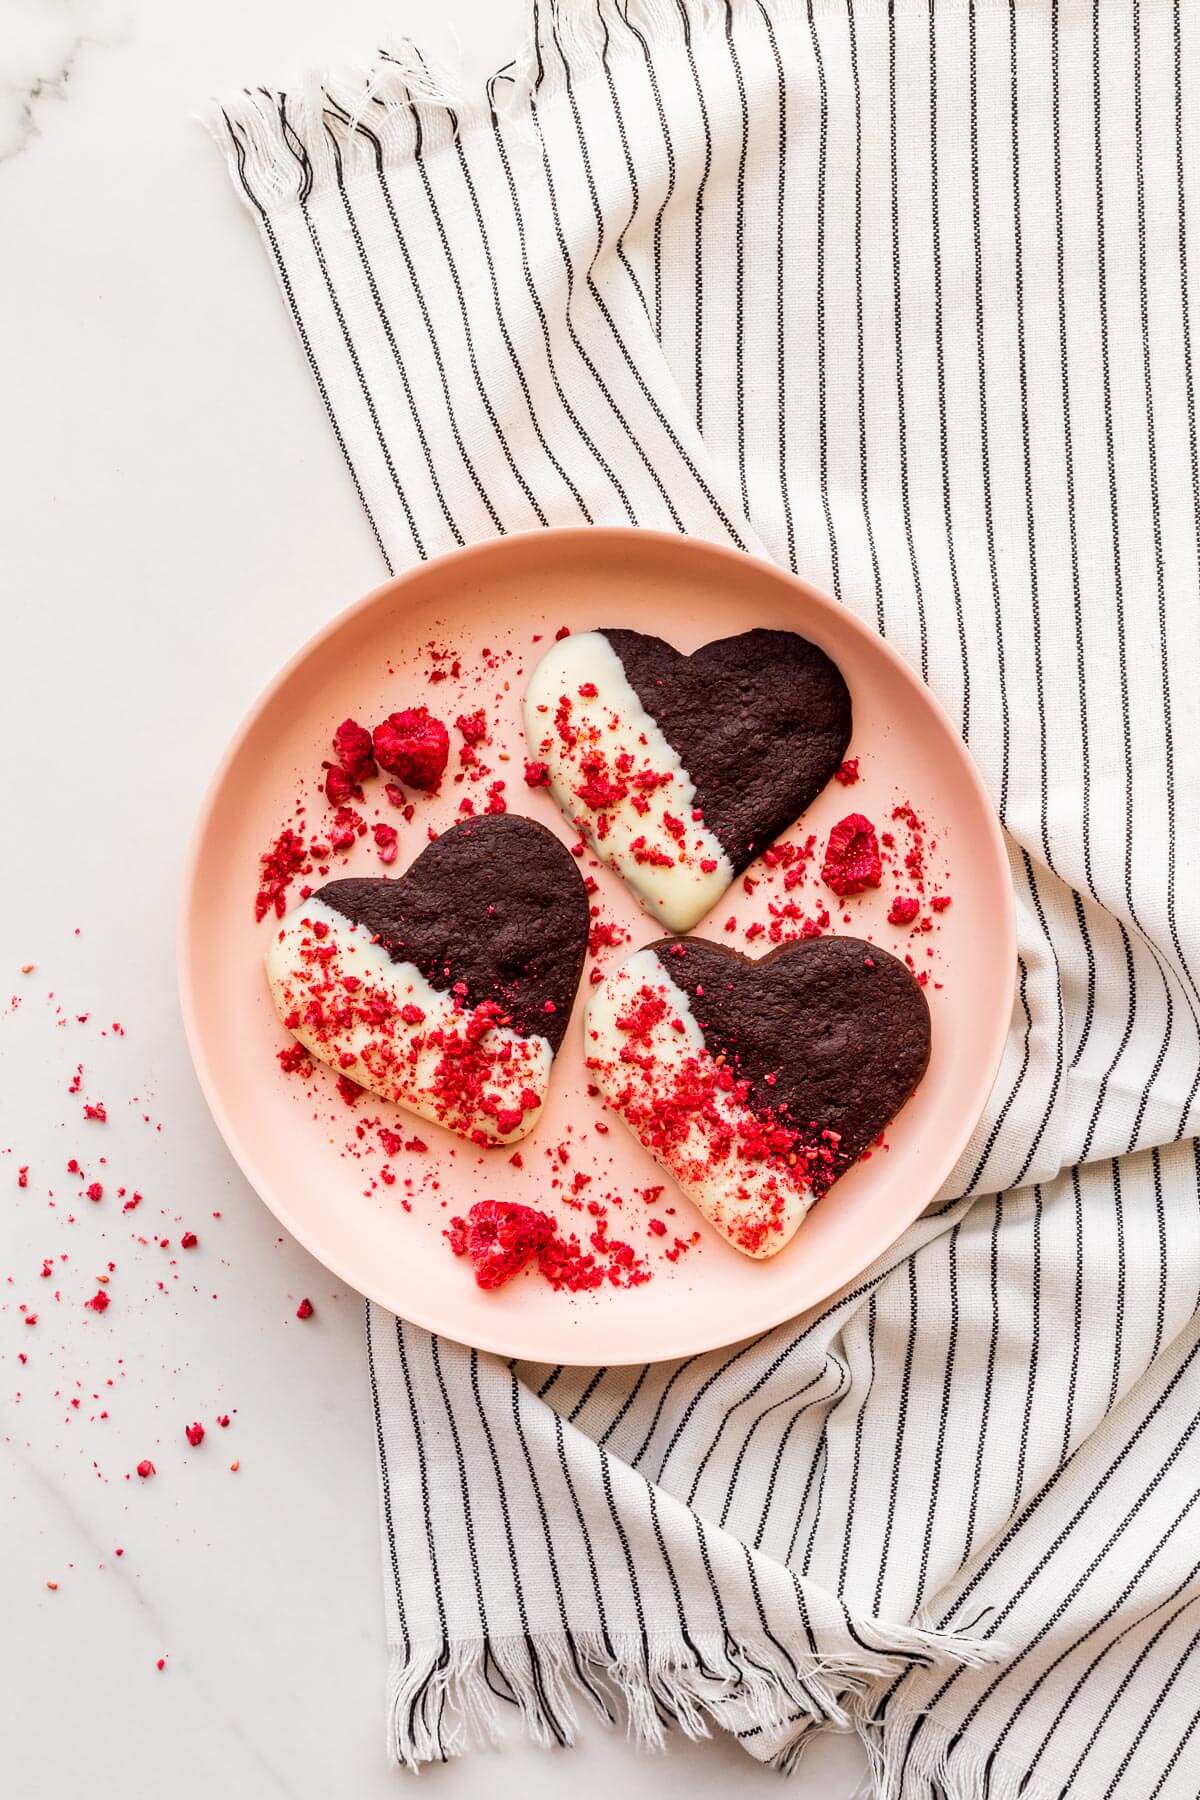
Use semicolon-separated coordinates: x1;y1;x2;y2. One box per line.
266;815;589;1145
585;935;930;1258
524;627;851;933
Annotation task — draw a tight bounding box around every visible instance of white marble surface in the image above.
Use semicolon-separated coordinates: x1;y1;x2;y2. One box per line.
0;4;867;1792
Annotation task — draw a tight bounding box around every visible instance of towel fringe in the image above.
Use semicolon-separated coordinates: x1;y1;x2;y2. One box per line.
385;1619;1000;1769
202;0;810;214
854;1702;1059;1800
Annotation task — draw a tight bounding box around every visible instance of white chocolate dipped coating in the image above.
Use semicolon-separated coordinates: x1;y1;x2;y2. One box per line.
584;949;811;1259
266;898;552;1146
524;631;733;933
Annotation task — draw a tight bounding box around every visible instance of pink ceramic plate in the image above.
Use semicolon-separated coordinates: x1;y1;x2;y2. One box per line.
179;529;1014;1364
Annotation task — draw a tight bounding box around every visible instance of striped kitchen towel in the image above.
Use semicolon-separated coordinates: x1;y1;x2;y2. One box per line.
212;2;1200;1793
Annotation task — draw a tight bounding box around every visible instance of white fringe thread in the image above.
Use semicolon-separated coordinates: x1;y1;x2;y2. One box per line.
855;1702;1060;1800
386;1622;1004;1771
205;0;1002;217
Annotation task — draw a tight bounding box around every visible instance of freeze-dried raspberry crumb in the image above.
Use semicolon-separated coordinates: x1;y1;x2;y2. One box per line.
156;1659;166;1672
180;1232;198;1249
888;896;921;926
373;707;449;792
255;828;308;923
332;717;377;784
930;894;952;912
555;625;571;640
446;1200;556;1290
322;762;359;807
24;1313;37;1326
336;1074;362;1107
373;822;399;864
699;858;718;874
136;1459;155;1479
821;814;882;897
296;1297;314;1320
328;805;365;852
834;757;861;786
524;760;551;788
86;1182;103;1202
277;1042;311;1076
184;1421;205;1447
216;1414;230;1428
576;772;627;811
85;1290;110;1313
83;1101;107;1122
123;1192;142;1213
17;1166;28;1188
455;709;488;745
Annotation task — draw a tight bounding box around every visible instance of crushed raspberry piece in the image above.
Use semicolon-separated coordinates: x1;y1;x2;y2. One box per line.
576;771;628;811
83;1101;107;1122
180;1231;198;1249
336;1073;362;1107
217;1414;230;1428
554;625;571;640
323;762;359;807
699;858;718;874
834;757;861;786
277;1042;311;1076
86;1182;103;1202
85;1290;110;1313
136;1459;156;1480
332;717;377;783
888;895;921;926
373;707;449;792
255;828;308;923
523;760;551;788
930;894;952;912
455;709;488;745
328;805;365;852
184;1422;205;1447
588;919;626;955
446;1200;555;1290
400;1003;425;1025
17;1166;28;1188
630;836;675;869
821;814;883;897
373;822;399;864
296;1297;314;1319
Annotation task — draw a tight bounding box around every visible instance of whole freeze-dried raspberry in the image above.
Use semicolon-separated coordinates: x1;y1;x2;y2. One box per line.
373;708;449;793
446;1200;556;1290
821;814;883;898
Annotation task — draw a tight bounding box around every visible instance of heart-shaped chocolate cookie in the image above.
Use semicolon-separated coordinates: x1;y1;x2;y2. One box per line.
266;814;589;1145
524;628;851;933
585;935;930;1258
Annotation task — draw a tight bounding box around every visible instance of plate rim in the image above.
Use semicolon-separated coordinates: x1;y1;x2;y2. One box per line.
177;526;1016;1363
